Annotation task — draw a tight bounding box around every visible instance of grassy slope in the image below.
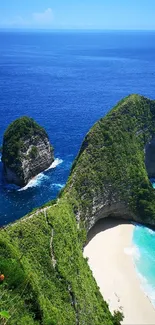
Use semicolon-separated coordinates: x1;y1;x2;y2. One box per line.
65;94;155;226
0;199;116;325
1;94;155;324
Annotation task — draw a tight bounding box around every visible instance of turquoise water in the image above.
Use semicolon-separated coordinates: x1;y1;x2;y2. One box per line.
132;205;155;307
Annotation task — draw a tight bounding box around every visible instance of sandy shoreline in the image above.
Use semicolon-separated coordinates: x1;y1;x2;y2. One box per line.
83;218;155;325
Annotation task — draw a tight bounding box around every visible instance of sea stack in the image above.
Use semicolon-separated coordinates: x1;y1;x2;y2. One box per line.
2;116;54;187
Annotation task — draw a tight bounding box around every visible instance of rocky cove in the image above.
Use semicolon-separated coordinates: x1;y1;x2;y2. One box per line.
1;95;155;324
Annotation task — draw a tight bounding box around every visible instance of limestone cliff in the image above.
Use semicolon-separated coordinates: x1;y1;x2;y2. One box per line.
65;94;155;230
2;116;54;186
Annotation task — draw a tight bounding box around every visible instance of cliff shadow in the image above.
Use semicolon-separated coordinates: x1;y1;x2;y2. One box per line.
85;217;131;246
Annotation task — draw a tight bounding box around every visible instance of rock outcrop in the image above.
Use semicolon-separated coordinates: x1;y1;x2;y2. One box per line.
2;116;54;187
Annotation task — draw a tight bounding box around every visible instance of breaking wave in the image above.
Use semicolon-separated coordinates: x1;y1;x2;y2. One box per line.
18;173;48;191
136;270;155;308
132;224;155;309
124;245;140;261
51;183;65;189
45;158;63;170
18;158;63;191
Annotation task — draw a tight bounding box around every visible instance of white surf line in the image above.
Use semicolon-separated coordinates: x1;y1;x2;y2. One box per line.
18;158;63;191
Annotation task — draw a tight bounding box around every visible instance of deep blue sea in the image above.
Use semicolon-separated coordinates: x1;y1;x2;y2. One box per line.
1;30;155;306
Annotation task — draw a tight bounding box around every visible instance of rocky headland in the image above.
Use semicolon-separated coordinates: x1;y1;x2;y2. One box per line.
2;116;54;187
1;95;155;324
66;94;155;230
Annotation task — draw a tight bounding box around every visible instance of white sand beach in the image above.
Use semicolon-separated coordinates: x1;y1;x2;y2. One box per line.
83;218;155;325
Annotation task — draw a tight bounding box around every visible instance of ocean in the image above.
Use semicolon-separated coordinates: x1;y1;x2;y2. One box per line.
0;30;155;306
132;223;155;307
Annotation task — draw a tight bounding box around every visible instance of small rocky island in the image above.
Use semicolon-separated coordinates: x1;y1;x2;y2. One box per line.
2;116;54;187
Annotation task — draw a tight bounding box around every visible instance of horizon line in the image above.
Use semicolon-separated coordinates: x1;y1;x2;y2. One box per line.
0;28;155;32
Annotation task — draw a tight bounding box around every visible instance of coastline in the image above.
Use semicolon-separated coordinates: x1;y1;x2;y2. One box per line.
83;218;155;324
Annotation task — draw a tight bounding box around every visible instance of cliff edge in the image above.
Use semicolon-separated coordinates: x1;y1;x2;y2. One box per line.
65;94;155;230
2;116;54;186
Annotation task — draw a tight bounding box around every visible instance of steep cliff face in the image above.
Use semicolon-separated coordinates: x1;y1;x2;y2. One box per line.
2;117;54;186
145;136;155;178
65;94;155;230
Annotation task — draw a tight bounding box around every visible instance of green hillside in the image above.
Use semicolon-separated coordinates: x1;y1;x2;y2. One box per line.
65;94;155;228
0;199;118;325
2;94;155;324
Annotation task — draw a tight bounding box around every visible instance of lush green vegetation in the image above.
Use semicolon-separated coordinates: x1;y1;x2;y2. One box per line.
29;146;38;159
2;94;155;324
2;116;48;169
65;94;155;227
0;199;120;324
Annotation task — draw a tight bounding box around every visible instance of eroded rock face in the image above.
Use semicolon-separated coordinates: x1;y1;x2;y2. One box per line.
2;117;54;187
145;136;155;178
84;196;138;232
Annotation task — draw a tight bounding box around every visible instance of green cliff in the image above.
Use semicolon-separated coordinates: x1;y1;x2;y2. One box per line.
65;94;155;229
1;94;155;324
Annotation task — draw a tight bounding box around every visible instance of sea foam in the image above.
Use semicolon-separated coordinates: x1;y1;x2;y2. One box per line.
18;158;63;191
45;158;63;171
148;228;155;235
18;173;48;191
132;224;155;309
124;245;140;261
51;183;65;189
136;269;155;308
